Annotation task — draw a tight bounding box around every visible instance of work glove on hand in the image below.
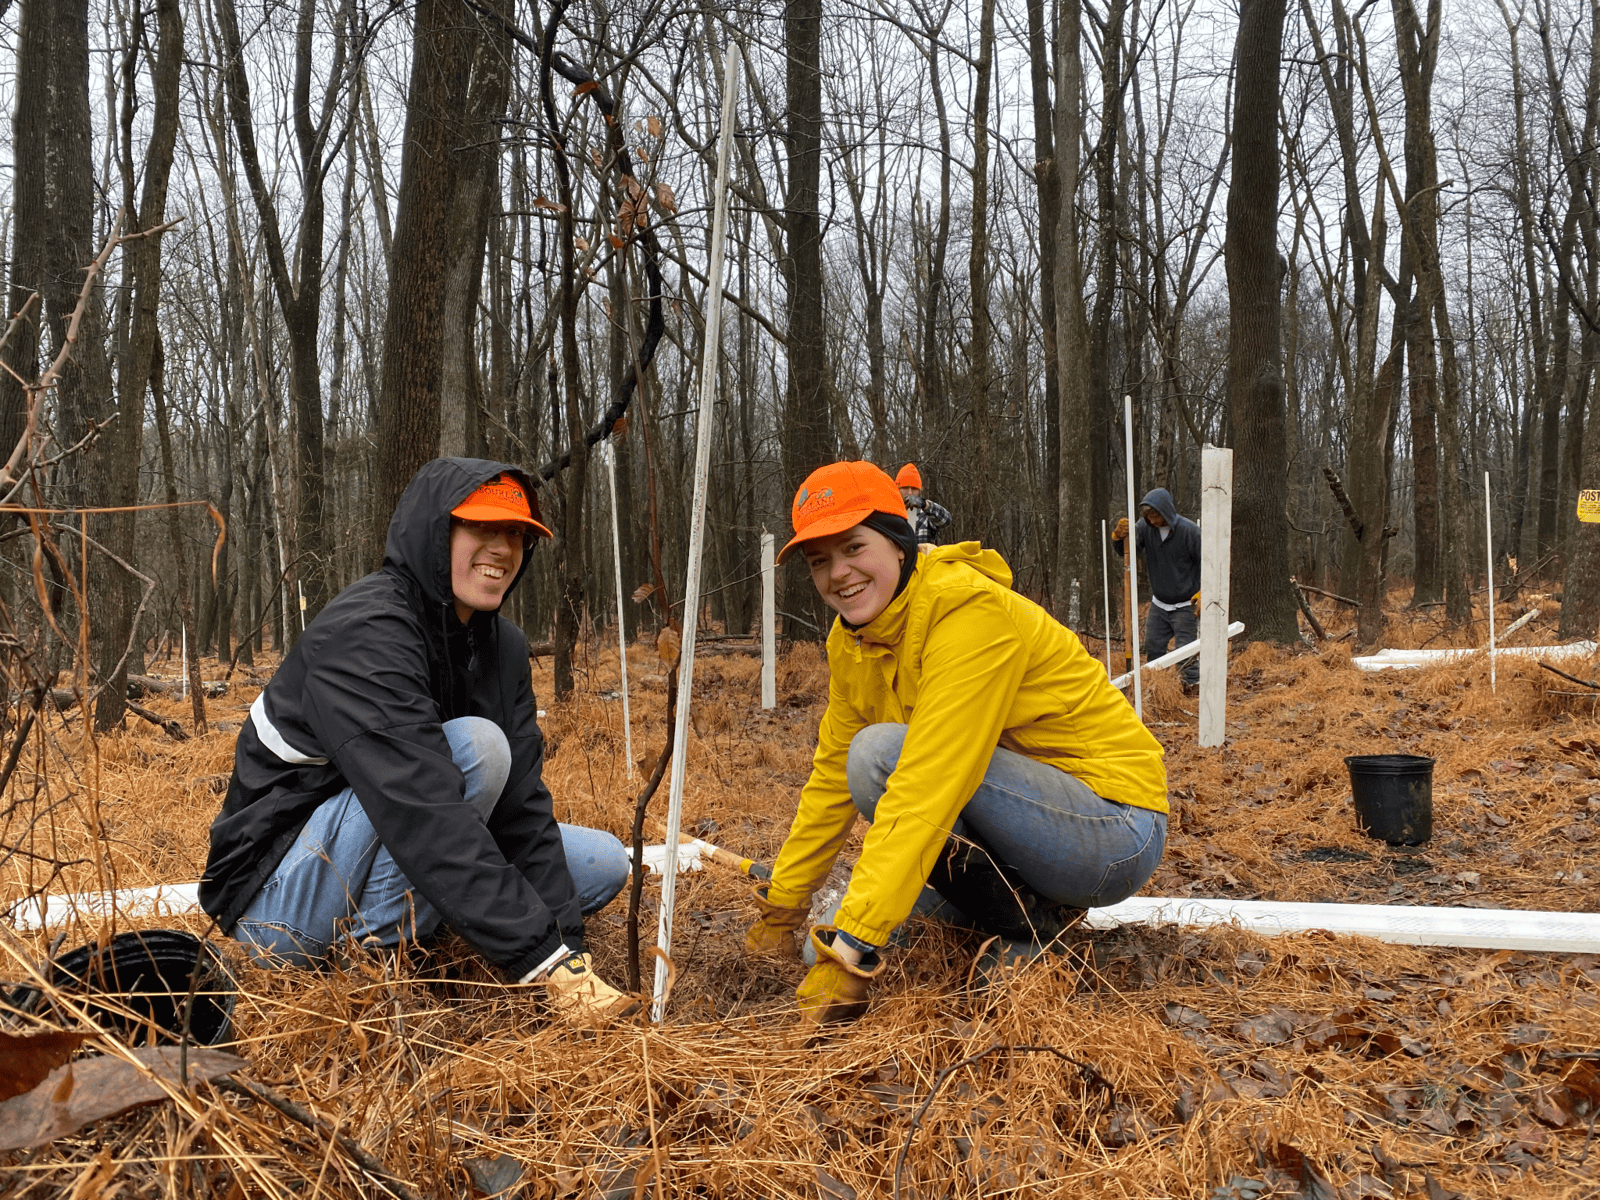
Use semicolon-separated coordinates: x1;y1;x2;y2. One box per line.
796;926;884;1026
1192;590;1201;613
1113;516;1130;543
539;952;639;1026
745;883;808;960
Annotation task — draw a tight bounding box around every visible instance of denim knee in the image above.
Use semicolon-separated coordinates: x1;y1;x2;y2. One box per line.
846;723;906;821
443;716;511;813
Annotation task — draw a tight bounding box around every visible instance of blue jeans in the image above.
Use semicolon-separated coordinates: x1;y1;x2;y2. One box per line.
1146;603;1199;685
235;716;629;967
847;723;1166;914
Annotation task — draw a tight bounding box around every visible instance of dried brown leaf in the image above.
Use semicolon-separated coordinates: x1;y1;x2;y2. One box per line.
0;1030;87;1102
0;1047;246;1151
657;627;681;670
647;114;663;137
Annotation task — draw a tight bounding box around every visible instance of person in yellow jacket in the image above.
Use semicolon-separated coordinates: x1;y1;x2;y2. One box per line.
746;461;1168;1024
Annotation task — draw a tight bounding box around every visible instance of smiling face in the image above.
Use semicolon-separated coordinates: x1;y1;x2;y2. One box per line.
803;524;905;626
450;518;527;623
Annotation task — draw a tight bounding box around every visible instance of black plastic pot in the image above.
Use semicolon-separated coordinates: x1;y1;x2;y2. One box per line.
1345;754;1434;846
41;930;236;1046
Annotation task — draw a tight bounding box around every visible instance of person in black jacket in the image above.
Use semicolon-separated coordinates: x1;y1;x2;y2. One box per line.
1112;487;1202;689
200;458;634;1023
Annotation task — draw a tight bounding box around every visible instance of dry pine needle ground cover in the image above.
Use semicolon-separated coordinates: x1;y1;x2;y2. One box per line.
0;589;1597;1198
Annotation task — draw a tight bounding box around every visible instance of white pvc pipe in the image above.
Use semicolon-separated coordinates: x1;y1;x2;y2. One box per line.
1087;895;1600;954
1112;621;1244;689
22;879;1597;955
9;882;201;932
605;443;633;779
654;44;742;1022
1352;641;1595;672
1123;395;1143;719
1100;520;1112;678
180;627;187;700
760;531;776;709
1486;470;1496;693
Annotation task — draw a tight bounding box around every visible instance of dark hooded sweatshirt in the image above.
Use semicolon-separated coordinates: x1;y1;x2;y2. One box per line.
199;458;583;978
1114;487;1201;606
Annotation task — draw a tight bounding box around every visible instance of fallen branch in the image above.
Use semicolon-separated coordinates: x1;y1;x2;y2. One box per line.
215;1077;423;1200
1290;579;1327;641
125;700;188;742
1297;583;1359;607
1539;662;1600;691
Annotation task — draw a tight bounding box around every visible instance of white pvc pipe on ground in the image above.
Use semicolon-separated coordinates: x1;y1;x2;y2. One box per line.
1198;445;1233;747
1087;895;1600;954
606;443;633;778
654;45;742;1022
20;878;1598;956
761;532;775;709
1353;641;1596;672
1124;395;1143;719
1112;621;1244;689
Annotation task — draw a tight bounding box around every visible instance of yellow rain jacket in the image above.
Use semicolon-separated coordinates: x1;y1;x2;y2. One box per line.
767;543;1167;947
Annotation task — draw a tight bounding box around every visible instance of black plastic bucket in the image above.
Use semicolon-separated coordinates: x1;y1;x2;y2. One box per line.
38;930;236;1046
1345;754;1434;845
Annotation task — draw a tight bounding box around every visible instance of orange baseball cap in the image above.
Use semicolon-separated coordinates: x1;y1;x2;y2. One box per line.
452;472;553;539
777;461;908;563
894;463;922;490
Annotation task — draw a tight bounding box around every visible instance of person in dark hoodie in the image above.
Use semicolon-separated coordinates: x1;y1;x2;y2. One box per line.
1112;487;1202;688
200;458;635;1024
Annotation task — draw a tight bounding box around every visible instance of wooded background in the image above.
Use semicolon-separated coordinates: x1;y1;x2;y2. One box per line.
1;0;1597;731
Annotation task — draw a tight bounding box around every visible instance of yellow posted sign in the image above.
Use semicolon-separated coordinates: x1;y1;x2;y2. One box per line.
1581;490;1600;523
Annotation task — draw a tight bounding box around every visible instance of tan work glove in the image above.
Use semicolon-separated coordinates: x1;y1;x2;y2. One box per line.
1112;516;1129;543
540;952;639;1026
745;883;808;959
1192;590;1201;614
796;926;884;1026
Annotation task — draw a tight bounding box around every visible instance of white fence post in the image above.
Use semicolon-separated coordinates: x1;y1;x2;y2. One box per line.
761;531;776;709
1198;444;1233;747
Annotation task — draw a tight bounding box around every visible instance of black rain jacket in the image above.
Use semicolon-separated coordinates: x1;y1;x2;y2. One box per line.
199;458;583;977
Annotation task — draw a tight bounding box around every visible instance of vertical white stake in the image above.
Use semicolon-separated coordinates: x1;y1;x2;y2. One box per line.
1486;470;1496;693
1199;445;1234;747
760;531;776;709
298;581;306;631
606;442;634;778
1100;520;1112;677
180;626;187;700
654;43;742;1022
1124;395;1143;719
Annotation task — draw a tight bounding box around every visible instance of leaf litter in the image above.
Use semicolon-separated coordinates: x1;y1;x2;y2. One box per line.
0;590;1595;1196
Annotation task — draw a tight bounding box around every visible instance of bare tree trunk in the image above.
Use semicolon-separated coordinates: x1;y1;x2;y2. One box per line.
968;0;996;527
779;0;835;638
1053;0;1096;618
1027;0;1061;598
1225;0;1299;643
376;0;474;527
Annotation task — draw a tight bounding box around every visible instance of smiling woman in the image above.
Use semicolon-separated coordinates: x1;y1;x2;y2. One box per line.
747;460;1170;1025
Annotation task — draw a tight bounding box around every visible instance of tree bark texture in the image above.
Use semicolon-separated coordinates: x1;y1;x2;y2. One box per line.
1224;0;1299;644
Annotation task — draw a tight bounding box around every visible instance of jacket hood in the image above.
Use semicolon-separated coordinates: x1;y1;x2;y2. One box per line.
1139;488;1180;528
383;457;537;610
851;541;1013;645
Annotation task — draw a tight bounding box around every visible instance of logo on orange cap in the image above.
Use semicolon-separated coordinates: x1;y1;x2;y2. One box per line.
778;462;907;563
894;463;922;490
452;472;553;539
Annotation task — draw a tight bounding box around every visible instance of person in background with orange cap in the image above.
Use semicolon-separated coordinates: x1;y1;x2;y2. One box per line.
202;458;635;1025
746;461;1167;1024
895;462;952;546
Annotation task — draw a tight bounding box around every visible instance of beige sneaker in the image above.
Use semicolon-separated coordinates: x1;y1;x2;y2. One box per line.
540;952;640;1026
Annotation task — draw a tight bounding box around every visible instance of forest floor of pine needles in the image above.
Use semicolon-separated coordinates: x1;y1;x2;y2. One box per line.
2;587;1598;1198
